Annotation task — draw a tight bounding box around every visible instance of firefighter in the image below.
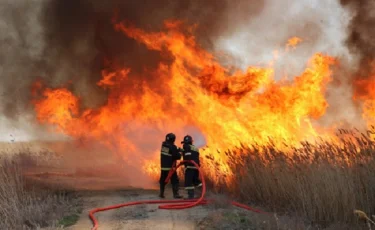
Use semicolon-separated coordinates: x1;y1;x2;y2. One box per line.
181;135;202;199
159;133;183;199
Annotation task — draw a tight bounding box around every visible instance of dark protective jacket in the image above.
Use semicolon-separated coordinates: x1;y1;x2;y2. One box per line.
181;144;200;169
160;141;181;171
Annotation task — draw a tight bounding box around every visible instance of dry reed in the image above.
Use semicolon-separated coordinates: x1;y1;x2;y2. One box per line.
203;128;375;229
0;150;79;230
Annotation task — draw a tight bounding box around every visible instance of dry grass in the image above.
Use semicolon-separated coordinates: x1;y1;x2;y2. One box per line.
203;129;375;229
197;207;368;230
0;150;81;230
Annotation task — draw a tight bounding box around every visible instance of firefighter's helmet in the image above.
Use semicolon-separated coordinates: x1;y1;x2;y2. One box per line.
165;133;176;143
181;135;193;144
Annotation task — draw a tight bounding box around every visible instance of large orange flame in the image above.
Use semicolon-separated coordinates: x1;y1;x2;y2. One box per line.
32;20;340;185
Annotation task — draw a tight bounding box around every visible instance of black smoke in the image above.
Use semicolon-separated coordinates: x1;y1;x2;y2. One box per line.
340;0;375;77
1;0;265;122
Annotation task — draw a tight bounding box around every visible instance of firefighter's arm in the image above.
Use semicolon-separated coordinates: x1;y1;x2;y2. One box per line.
171;145;181;161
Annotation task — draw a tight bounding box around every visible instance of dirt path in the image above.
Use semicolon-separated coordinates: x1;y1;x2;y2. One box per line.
69;188;210;230
23;163;212;229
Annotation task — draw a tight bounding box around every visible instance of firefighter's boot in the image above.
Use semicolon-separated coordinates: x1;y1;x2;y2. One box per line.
172;184;183;199
187;189;195;199
159;183;165;198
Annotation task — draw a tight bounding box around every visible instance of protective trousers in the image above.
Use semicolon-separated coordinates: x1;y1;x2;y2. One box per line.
184;168;201;199
159;170;182;199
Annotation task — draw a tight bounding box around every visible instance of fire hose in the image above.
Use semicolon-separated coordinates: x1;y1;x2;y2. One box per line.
89;160;269;230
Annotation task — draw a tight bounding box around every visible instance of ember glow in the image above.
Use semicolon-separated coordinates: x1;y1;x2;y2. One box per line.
286;37;302;49
31;19;373;185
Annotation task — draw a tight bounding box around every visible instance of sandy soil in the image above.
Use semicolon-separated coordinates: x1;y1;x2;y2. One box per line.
68;189;210;230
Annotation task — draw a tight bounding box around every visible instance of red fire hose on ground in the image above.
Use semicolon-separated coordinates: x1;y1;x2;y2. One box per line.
89;160;269;230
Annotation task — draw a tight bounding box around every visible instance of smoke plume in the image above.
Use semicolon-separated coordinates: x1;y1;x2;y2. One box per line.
0;0;234;126
340;0;375;75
